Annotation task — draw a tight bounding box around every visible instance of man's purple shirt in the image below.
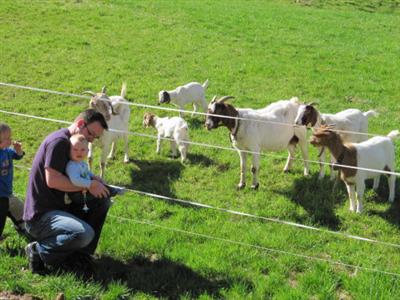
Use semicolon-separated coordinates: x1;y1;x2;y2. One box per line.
23;128;71;222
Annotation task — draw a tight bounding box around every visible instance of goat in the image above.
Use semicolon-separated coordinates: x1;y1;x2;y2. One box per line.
143;112;190;163
158;80;209;117
310;125;398;213
205;96;309;189
83;83;131;178
295;104;378;179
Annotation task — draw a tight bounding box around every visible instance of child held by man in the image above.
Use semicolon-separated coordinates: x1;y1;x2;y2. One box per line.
66;134;122;211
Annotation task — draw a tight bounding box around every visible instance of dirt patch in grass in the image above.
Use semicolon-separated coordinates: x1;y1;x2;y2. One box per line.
0;292;40;300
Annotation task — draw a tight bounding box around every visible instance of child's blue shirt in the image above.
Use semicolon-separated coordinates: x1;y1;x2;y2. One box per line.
0;148;24;198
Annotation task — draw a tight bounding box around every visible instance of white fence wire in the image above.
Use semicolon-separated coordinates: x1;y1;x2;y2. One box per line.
3;81;400;278
0;82;385;138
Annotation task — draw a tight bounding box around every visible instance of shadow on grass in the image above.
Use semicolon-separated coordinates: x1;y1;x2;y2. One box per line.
128;159;183;199
274;173;345;230
187;153;215;167
92;254;243;299
187;117;205;129
367;177;400;227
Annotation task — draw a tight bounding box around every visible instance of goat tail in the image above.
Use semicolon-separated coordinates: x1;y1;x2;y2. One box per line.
120;82;127;98
202;79;209;90
387;130;400;140
363;110;378;118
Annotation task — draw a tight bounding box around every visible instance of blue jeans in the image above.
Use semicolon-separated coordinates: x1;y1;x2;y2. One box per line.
25;198;111;266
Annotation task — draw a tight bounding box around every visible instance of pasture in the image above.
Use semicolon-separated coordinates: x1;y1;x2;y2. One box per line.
1;0;400;299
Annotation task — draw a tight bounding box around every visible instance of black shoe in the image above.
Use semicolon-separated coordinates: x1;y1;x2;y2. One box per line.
25;242;47;274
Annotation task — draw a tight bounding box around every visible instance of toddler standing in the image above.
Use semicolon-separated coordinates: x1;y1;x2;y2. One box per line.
0;123;24;240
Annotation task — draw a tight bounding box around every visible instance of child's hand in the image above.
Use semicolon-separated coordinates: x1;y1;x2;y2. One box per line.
13;141;23;155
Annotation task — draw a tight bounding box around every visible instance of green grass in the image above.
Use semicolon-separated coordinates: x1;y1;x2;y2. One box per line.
1;0;400;299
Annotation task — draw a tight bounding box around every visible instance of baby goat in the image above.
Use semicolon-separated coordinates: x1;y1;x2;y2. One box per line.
84;83;131;178
158;80;209;117
295;104;377;179
311;125;398;213
143;112;190;163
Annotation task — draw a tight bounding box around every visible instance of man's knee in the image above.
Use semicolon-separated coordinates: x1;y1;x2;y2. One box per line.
73;225;95;249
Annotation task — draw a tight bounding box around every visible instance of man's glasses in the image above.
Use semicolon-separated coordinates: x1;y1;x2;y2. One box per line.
84;124;99;139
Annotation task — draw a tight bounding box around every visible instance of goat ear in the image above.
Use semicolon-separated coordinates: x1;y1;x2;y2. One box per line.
307;101;319;106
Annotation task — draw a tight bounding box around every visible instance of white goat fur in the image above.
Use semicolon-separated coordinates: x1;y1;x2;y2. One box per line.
143;113;190;162
159;80;209;117
88;83;131;178
295;105;378;179
205;97;309;189
311;128;398;213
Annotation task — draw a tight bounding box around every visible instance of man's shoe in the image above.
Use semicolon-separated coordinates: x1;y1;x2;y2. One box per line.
25;242;47;274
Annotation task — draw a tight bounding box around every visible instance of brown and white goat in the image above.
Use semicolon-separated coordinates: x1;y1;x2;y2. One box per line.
205;96;309;189
295;103;378;180
83;83;130;178
310;125;398;213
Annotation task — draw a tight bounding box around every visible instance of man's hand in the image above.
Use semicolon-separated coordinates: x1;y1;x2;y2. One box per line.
89;180;110;198
92;175;105;184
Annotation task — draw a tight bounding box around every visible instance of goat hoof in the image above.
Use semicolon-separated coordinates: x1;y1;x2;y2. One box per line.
283;169;290;174
124;159;130;164
251;183;259;190
237;183;246;190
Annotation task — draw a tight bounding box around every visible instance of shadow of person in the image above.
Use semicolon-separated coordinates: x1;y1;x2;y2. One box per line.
92;254;239;299
273;173;344;230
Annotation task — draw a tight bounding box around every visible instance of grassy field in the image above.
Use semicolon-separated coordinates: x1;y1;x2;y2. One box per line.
1;0;400;299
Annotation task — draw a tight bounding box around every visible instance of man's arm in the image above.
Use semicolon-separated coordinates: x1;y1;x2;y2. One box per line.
45;167;83;192
46;167;110;198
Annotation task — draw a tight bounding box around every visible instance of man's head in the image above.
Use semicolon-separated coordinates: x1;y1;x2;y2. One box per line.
74;109;108;142
0;123;12;149
69;134;89;162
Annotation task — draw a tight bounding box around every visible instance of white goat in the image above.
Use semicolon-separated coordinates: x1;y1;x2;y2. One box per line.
158;80;209;117
311;125;398;213
143;112;190;163
295;104;378;179
84;83;131;178
205;96;309;189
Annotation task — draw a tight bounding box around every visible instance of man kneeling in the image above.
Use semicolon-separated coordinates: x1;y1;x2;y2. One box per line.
23;109;111;274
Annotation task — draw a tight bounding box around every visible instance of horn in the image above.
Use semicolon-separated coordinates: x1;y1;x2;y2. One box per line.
218;96;235;103
211;95;217;103
82;91;96;97
307;102;319;106
101;86;107;94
